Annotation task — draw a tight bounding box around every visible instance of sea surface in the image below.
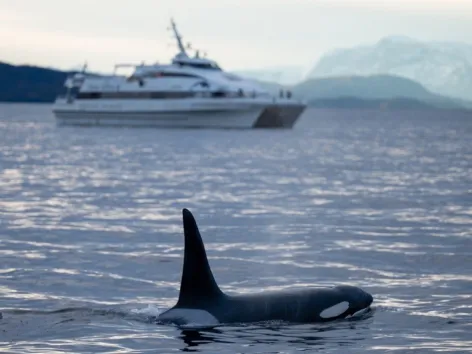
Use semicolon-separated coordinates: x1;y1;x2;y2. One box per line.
0;103;471;353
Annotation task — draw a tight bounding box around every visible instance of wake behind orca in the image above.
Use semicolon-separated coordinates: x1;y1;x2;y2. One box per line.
157;209;373;327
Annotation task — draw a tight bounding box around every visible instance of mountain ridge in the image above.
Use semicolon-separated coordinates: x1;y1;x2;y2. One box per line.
308;36;472;101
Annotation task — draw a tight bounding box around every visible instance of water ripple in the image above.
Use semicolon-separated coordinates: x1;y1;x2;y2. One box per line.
0;105;471;352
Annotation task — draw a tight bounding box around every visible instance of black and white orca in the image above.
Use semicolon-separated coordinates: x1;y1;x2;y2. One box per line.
157;208;373;327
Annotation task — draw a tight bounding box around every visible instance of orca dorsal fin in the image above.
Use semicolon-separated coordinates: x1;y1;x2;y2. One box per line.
176;209;224;307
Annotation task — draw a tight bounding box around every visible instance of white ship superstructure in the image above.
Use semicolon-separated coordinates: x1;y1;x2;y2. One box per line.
52;19;306;129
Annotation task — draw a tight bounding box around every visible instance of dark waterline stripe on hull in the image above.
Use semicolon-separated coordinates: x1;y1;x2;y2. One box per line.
53;110;242;116
58;117;206;122
53;110;255;123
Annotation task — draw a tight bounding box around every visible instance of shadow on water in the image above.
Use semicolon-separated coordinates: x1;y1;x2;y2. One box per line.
176;311;375;352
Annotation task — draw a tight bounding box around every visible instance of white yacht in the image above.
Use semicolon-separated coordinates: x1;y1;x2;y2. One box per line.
52;19;306;129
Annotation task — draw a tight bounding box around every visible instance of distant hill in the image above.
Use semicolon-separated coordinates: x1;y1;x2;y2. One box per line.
308;36;472;102
308;97;437;110
0;60;470;111
0;62;71;102
291;74;467;110
251;74;470;110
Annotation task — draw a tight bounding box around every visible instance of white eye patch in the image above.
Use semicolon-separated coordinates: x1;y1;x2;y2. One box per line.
319;301;350;319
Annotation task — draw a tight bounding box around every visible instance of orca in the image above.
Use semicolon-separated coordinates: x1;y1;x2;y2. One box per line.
157;208;373;327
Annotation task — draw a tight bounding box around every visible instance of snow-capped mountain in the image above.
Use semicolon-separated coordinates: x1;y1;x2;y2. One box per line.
307;36;472;101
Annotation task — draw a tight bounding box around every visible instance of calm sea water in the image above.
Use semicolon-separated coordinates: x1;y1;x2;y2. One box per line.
0;103;471;353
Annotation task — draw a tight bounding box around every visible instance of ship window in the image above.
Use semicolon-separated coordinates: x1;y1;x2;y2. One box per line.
77;92;101;99
178;62;221;71
154;72;202;78
76;91;197;99
211;91;226;98
150;92;194;99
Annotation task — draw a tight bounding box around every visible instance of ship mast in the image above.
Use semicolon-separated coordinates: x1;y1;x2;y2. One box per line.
170;18;188;57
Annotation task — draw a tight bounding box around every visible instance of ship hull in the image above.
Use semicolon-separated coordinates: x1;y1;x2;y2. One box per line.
52;98;306;129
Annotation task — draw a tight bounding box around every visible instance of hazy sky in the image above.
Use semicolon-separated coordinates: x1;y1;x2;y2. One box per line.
1;0;471;73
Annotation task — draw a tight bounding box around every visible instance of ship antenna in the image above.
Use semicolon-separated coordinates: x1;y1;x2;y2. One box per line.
170;18;188;57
